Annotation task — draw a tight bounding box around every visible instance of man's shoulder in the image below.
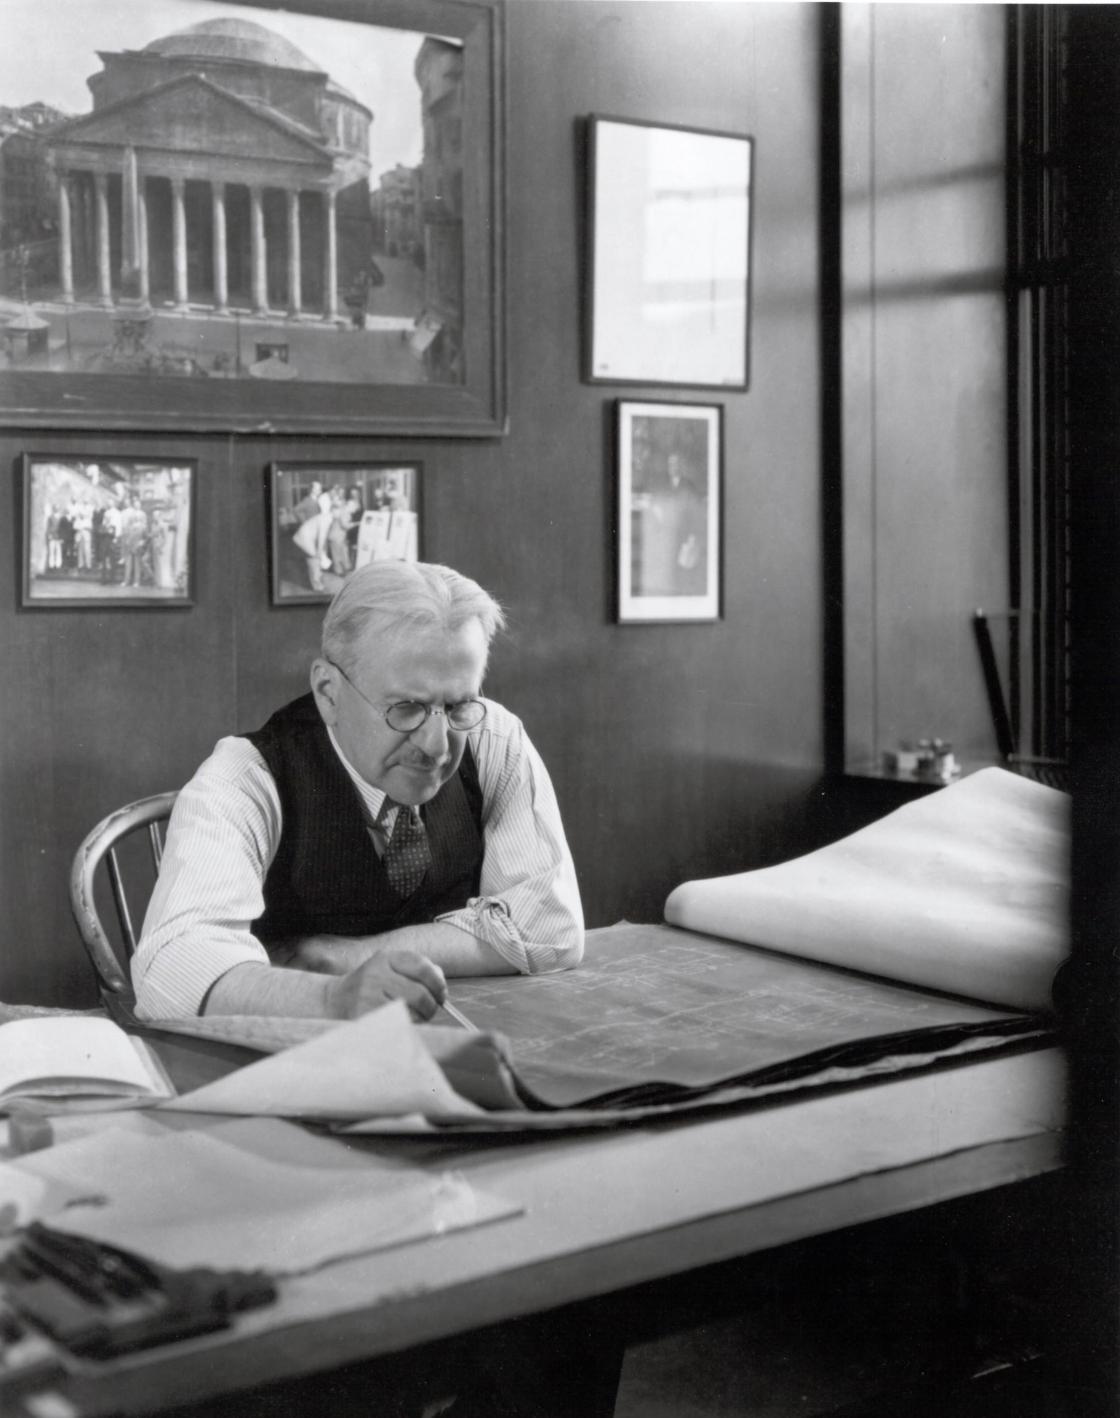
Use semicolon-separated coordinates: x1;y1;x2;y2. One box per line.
470;699;538;785
244;693;321;741
475;696;523;743
172;737;281;849
193;735;272;788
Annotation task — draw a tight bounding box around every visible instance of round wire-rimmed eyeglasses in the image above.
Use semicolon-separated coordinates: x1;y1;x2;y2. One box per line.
327;659;487;733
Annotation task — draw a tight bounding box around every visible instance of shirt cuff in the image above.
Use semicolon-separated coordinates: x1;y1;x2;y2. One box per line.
436;897;568;975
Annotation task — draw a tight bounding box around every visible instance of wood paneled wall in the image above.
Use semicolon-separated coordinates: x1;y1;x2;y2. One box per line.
1;2;830;1007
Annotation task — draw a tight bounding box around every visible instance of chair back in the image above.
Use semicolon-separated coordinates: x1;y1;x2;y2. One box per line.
69;791;178;1003
971;610;1070;791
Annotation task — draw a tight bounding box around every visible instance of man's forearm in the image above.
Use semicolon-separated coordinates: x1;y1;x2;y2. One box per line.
202;960;340;1018
203;946;452;1022
290;922;515;977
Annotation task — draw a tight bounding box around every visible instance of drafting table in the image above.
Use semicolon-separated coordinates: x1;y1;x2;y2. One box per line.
3;1039;1066;1417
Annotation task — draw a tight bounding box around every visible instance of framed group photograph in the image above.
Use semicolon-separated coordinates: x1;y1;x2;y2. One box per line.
269;461;422;605
586;116;753;390
616;400;722;624
22;453;195;607
0;0;504;437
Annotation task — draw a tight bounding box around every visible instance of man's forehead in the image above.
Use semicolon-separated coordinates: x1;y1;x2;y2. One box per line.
351;619;486;684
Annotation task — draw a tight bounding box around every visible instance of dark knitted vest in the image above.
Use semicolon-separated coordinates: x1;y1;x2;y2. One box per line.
245;694;484;944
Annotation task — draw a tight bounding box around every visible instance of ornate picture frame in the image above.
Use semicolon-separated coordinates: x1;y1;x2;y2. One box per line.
21;452;196;607
616;400;723;624
0;0;504;437
269;460;422;605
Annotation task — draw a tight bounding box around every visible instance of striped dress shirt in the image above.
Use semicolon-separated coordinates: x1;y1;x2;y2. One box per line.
132;698;584;1018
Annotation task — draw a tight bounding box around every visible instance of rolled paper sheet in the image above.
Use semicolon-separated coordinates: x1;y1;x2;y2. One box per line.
665;767;1069;1013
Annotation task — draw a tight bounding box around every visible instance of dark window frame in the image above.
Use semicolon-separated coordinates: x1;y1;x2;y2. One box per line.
1006;4;1072;769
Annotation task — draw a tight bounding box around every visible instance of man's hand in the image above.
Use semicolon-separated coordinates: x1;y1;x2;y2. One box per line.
326;950;448;1022
202;950;447;1022
207;926;514;1023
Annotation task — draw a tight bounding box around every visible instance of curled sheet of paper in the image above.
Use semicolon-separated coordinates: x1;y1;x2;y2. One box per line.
161;1000;483;1120
665;767;1069;1012
143;1014;526;1112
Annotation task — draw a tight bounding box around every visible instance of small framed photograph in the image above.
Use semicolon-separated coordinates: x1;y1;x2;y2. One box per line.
269;462;422;605
616;401;722;623
21;454;195;608
587;116;753;389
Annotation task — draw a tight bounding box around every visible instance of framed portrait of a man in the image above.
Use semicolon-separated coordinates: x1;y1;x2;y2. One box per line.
616;400;722;624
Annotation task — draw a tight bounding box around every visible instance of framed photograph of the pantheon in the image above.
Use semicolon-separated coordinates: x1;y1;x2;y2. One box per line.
0;0;505;436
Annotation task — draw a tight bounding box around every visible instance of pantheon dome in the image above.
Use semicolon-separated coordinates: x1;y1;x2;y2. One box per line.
140;18;323;75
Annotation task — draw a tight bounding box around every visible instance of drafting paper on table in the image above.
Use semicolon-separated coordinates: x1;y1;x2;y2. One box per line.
443;768;1065;1112
444;924;1046;1113
149;927;1051;1128
147;769;1066;1128
22;1117;519;1272
0;1158;93;1228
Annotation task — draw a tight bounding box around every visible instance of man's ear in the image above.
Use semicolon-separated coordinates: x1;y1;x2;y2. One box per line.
309;658;340;725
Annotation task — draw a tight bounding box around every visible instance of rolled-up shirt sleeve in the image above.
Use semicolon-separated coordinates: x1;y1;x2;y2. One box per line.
436;704;584;974
131;738;281;1020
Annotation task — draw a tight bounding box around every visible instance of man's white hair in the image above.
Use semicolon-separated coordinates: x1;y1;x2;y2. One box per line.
321;561;506;673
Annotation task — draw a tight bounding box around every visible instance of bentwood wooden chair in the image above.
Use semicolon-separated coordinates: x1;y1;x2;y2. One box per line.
69;791;179;1011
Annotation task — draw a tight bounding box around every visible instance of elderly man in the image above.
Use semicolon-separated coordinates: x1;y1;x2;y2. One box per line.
133;561;583;1021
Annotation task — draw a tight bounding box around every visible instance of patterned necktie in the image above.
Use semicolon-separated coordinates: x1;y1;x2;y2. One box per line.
381;800;431;898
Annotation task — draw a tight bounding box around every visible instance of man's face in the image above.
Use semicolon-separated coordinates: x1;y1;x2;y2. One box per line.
312;618;487;806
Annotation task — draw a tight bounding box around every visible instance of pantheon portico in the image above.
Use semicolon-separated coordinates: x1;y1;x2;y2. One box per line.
44;18;373;322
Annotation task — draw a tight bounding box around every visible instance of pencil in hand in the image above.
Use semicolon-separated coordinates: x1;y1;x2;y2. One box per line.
441;998;479;1033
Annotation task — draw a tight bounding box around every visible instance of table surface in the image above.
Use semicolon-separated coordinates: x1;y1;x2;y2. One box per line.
5;1042;1067;1418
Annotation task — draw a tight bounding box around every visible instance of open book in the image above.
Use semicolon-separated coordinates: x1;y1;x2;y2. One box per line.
0;1016;174;1110
148;767;1067;1132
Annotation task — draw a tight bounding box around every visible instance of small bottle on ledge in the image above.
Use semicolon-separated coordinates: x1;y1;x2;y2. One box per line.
882;737;961;783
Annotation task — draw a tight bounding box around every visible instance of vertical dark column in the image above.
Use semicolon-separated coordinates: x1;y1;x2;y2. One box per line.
1059;7;1120;1416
